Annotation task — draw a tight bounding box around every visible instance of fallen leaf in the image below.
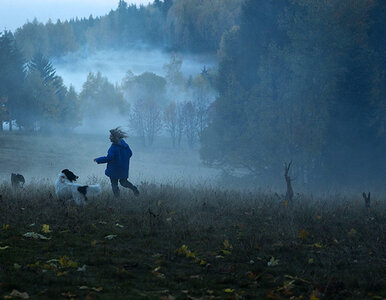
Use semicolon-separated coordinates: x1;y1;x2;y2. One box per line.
27;261;40;268
0;246;10;250
79;286;89;290
267;257;280;267
41;224;51;233
115;223;124;228
104;234;117;240
85;292;95;300
59;256;78;268
152;266;165;278
223;239;233;250
9;289;29;299
187;296;203;300
348;228;357;236
77;264;87;272
267;290;281;299
224;288;235;293
2;224;9;230
298;229;309;240
272;242;284;247
309;289;321;300
61;291;76;298
14;263;21;269
153;266;161;272
23;232;50;240
160;296;175;300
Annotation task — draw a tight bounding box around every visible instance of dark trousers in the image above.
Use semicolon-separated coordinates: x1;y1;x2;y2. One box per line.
110;178;137;197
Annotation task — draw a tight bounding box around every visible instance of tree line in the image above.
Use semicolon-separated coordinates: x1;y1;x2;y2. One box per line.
13;0;241;59
2;0;385;188
200;0;386;188
0;32;215;148
0;31;80;132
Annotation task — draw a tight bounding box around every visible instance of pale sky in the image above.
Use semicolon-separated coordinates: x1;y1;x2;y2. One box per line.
0;0;151;32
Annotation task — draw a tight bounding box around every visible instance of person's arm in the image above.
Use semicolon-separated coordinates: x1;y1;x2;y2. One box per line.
95;146;115;164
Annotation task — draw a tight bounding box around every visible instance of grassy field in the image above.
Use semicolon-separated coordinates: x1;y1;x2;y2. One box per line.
0;181;385;300
0;132;219;186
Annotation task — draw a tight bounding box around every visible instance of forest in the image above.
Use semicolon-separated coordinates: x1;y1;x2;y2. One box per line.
1;1;385;299
1;0;385;189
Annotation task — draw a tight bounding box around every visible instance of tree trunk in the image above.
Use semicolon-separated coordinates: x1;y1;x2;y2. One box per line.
362;192;370;208
284;161;294;202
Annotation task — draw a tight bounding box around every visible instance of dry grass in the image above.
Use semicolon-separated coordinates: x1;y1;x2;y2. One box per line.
0;180;385;299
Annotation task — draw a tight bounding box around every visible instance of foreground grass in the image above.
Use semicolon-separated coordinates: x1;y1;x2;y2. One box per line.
0;181;385;299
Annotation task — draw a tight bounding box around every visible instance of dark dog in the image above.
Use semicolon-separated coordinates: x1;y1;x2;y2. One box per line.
11;173;25;188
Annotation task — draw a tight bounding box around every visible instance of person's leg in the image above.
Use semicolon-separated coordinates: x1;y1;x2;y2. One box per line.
110;178;120;197
119;178;140;196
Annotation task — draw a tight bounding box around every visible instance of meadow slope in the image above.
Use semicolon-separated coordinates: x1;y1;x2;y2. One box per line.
0;181;385;299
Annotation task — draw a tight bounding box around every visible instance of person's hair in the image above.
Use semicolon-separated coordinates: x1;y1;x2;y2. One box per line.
110;127;127;144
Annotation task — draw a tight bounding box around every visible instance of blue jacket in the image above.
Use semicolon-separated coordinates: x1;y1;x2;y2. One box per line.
96;139;133;179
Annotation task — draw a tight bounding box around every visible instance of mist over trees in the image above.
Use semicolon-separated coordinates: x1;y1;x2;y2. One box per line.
200;0;386;188
0;29;216;147
12;0;242;60
1;0;385;189
0;32;81;132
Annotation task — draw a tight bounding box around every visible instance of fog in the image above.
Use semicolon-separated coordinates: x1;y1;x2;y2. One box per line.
53;47;217;92
1;46;219;188
2;0;384;197
0;133;221;189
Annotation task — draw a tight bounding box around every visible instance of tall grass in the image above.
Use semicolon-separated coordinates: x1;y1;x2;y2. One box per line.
0;180;385;299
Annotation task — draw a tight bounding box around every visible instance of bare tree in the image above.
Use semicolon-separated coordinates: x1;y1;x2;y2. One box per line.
176;102;185;147
193;96;209;135
191;73;212;134
164;101;177;147
362;192;370;208
129;98;163;146
182;101;199;148
284;161;294;202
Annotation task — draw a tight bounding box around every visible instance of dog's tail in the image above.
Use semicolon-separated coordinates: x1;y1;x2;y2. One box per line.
85;184;102;196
